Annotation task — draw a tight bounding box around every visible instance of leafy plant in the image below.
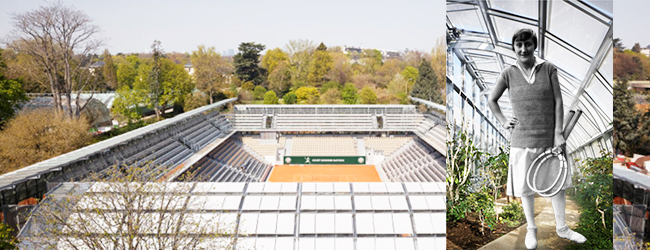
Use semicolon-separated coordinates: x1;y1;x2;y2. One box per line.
500;201;524;227
0;223;18;250
484;147;509;200
567;148;613;250
446;123;484;206
449;187;497;235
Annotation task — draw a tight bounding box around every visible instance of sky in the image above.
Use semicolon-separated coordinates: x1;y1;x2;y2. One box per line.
0;0;445;55
614;0;649;49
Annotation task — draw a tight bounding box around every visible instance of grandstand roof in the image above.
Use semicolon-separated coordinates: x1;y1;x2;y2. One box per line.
21;182;446;250
0;98;237;192
447;0;612;154
613;165;650;191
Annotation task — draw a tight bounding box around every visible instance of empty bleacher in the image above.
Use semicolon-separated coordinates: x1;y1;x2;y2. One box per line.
52;113;235;183
380;139;446;182
185;137;273;182
364;136;414;156
273;114;375;131
413;114;447;154
228;113;265;130
241;136;286;156
291;136;358;156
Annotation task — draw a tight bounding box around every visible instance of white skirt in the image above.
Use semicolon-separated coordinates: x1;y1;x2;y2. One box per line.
506;147;573;197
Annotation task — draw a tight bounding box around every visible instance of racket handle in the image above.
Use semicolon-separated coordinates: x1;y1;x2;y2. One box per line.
563;109;582;139
563;110;575;133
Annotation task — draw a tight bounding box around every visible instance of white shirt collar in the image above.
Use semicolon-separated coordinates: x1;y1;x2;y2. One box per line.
513;56;546;84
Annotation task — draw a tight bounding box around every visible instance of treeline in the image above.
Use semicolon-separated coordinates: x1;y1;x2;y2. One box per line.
614;39;650;81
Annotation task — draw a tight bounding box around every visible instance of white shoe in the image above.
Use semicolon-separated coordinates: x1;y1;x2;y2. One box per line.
526;226;537;249
556;225;586;244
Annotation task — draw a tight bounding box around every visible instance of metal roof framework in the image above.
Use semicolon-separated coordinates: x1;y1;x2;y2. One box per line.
447;0;613;157
20;182;447;250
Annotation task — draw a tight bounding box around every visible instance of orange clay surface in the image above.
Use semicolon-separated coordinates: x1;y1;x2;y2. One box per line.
267;165;381;182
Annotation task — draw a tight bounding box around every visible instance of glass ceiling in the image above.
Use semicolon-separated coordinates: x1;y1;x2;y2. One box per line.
447;0;613;153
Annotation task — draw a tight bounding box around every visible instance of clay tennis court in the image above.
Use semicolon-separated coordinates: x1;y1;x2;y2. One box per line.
267;165;381;182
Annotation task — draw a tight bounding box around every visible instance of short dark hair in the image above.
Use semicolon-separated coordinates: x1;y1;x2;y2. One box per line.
511;29;537;51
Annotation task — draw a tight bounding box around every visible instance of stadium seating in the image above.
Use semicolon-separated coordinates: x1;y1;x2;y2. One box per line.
291;136;358;156
363;136;414;156
380;139;445;182
273;114;375;131
186;137;273;182
241;136;286;156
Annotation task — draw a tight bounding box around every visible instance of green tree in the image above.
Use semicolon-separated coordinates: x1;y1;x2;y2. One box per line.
320;88;341;104
285;39;314;89
341;83;358;104
242;81;255;91
116;55;140;88
267;61;292;96
295;86;320;104
359;86;377;104
387;73;409;103
320;81;341;94
632;43;642;53
261;48;289;74
360;49;383;74
234;42;266;85
411;59;442;103
253;85;267;100
613;38;624;52
263;90;279;104
316;42;327;51
307;49;333;85
103;49;117;89
135;44;194;119
184;91;209;111
0;49;27;128
191;45;233;104
112;85;145;124
613;79;640;156
283;92;297;104
402;66;419;91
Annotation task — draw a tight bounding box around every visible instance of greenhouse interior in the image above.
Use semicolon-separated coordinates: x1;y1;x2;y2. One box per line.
446;0;613;249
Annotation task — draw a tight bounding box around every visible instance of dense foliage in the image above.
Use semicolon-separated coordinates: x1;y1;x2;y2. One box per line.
567;149;613;250
0;109;91;174
0;223;18;250
0;49;27;128
446;124;508;235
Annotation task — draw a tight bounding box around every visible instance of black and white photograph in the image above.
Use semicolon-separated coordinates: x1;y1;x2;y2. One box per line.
446;0;612;249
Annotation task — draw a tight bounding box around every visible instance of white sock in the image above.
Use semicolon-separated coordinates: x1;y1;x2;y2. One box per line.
526;226;538;249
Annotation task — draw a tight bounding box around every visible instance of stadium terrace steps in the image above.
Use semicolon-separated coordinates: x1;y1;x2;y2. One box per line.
381;140;445;182
183;137;273;182
363;136;414;156
291;136;358;156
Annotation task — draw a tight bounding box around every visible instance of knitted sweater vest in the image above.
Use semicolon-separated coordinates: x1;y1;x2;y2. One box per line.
504;61;556;148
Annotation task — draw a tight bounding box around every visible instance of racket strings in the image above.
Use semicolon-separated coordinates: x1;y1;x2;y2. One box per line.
526;149;568;197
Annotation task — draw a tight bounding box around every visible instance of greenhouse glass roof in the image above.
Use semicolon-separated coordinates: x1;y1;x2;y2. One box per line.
447;0;613;153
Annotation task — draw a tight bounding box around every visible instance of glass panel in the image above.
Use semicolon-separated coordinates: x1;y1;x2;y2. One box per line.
489;0;538;19
493;16;538;45
585;0;613;15
598;47;613;87
548;0;608;57
585;79;612;120
447;8;486;33
545;39;591;80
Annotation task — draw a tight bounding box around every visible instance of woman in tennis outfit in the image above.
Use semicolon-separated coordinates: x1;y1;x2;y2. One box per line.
487;28;586;249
